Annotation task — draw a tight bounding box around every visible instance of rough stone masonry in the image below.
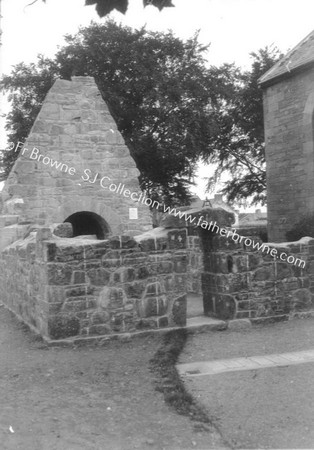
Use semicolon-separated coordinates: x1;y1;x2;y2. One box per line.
259;30;314;242
0;76;152;251
0;76;189;340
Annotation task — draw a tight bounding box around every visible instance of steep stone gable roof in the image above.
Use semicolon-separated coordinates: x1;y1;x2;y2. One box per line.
259;30;314;88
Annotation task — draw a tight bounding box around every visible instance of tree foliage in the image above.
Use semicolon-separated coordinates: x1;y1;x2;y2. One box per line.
0;21;217;205
85;0;174;16
0;57;59;179
0;19;282;207
204;47;282;206
286;214;314;241
34;0;174;17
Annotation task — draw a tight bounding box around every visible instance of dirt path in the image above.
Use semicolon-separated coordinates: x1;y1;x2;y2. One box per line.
0;306;226;450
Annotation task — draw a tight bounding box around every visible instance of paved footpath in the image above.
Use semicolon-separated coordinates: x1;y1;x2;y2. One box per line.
178;317;314;450
177;348;314;377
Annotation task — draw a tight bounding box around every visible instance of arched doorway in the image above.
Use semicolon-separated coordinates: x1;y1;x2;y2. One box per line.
64;211;110;239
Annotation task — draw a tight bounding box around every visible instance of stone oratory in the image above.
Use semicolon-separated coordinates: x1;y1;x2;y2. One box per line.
0;76;151;250
0;76;196;340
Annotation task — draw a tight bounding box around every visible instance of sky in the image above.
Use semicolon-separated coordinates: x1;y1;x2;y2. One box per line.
1;0;314;198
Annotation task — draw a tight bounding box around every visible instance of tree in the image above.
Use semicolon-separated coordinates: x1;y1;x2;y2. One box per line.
85;0;174;16
0;57;59;180
204;47;282;206
33;0;174;17
0;21;216;205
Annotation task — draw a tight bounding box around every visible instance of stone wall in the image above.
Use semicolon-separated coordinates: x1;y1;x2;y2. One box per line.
186;234;202;294
201;231;314;322
0;226;187;341
4;204;313;335
262;67;314;242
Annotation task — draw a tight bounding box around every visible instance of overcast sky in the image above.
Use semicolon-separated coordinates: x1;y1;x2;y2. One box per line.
1;0;314;197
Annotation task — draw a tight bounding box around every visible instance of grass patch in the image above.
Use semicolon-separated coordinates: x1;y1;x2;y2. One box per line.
150;328;211;429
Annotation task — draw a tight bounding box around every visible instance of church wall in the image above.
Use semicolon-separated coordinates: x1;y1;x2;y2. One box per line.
263;68;314;241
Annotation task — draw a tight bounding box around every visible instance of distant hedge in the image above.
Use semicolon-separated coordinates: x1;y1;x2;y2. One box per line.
286;214;314;241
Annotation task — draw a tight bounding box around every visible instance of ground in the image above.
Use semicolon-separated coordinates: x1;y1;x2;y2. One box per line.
0;306;226;450
3;300;314;450
179;317;314;449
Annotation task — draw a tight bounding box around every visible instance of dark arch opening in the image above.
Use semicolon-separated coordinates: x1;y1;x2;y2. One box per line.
64;211;110;240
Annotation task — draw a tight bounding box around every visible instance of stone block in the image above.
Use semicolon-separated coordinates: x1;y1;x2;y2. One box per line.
87;267;110;286
102;250;121;269
45;242;57;262
156;261;173;274
90;310;110;325
109;236;121;249
110;312;125;332
291;289;312;311
48;314;80;339
155;237;168;251
124;281;146;299
61;298;88;313
54;245;85;262
172;274;186;292
164;275;175;292
36;227;53;242
296;277;310;289
253;266;274;282
65;285;94;297
141;295;167;317
45;302;63;315
84;243;110;260
72;271;87;284
157;316;169;328
89;324;111;335
171;294;187;326
215;294;236;320
210;234;243;251
275;262;293;279
112;267;136;283
137;266;150;279
173;252;188;273
168;230;187;250
121;235;138;249
99;286;126;310
135;318;158;330
122;253;147;265
47;263;73;285
53;222;73;238
138;238;155;252
237;300;250;310
144;282;163;296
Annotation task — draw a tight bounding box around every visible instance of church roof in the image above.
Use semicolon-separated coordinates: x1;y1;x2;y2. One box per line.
259;30;314;88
